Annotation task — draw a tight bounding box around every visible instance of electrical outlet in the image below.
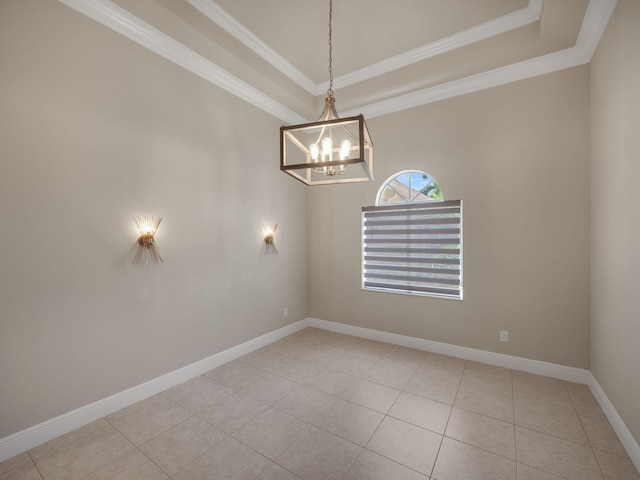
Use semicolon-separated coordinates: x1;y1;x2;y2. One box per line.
500;330;509;342
283;307;288;318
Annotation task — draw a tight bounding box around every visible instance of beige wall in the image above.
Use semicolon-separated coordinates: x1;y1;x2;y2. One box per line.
0;0;308;438
310;66;591;369
590;0;640;445
5;0;636;448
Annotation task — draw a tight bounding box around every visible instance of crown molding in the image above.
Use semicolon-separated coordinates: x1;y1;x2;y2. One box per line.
185;0;318;95
56;0;616;124
344;47;585;119
343;0;617;119
576;0;618;61
56;0;306;125
188;0;544;96
327;0;543;92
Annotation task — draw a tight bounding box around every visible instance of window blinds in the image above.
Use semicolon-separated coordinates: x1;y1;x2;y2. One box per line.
362;200;462;299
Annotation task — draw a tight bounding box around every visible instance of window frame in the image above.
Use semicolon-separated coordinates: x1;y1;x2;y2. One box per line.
362;171;463;300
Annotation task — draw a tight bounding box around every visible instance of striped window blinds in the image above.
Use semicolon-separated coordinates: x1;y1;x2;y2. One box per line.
362;199;462;299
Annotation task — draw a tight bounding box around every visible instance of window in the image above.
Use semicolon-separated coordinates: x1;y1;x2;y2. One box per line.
362;171;462;299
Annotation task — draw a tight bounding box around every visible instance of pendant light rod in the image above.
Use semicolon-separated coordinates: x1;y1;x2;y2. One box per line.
279;0;374;185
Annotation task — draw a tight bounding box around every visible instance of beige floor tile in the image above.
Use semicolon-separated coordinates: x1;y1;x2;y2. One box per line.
0;453;32;476
405;369;461;405
304;368;361;397
256;463;302;479
464;361;512;382
339;378;401;414
432;437;516;480
384;346;427;367
205;360;265;390
420;353;466;379
581;414;628;457
30;419;134;480
514;392;588;445
0;461;42;480
454;378;514;423
10;328;629;480
366;416;441;476
322;336;363;354
512;372;570;404
594;449;640;480
162;375;234;413
239;373;299;405
446;407;516;459
388;392;451;434
364;359;418;390
277;426;362;480
268;338;316;358
106;394;191;446
241;351;293;372
197;391;269;433
461;367;512;391
273;384;337;424
232;408;311;460
172;436;270;480
344;449;429;480
138;416;226;475
298;346;343;367
347;342;391;362
565;381;591;394
326;353;379;377
315;399;384;446
515;426;603;480
517;463;566;479
79;449;168;479
568;389;606;418
272;359;324;383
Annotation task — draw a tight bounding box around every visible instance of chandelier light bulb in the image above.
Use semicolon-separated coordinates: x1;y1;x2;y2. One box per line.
340;139;351;160
310;143;319;161
321;137;333;159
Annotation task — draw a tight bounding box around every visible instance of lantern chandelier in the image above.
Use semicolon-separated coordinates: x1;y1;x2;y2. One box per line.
280;0;374;186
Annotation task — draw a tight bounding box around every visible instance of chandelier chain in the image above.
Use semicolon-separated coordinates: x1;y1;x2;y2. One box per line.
327;0;334;98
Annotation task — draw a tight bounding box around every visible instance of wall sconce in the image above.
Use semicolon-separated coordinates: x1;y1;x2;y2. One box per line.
132;216;163;265
264;224;277;247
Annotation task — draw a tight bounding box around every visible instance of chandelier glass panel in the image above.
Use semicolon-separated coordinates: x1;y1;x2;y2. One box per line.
280;0;373;186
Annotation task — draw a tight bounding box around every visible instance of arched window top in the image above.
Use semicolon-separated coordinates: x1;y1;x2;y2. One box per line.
376;170;443;206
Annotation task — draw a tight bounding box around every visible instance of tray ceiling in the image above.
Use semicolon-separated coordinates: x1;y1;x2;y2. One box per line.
57;0;616;124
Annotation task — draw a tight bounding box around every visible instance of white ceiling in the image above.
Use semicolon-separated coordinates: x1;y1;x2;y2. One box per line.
58;0;616;124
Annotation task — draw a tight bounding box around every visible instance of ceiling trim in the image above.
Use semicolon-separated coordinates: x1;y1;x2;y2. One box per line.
56;0;307;125
185;0;318;94
576;0;618;60
343;0;616;119
187;0;544;95
56;0;616;124
310;0;543;93
345;47;584;119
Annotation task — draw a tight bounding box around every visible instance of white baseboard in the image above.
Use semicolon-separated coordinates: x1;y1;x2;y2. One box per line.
308;318;591;383
308;318;640;470
0;319;308;462
588;373;640;472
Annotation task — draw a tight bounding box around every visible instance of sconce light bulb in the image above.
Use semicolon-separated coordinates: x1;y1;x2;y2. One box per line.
132;216;163;265
264;224;277;246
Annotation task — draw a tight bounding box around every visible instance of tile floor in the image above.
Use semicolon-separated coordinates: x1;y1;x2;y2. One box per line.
1;327;639;480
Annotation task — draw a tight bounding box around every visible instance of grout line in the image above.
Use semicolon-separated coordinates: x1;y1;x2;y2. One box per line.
428;357;467;478
566;383;607;480
511;366;519;476
27;451;45;480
